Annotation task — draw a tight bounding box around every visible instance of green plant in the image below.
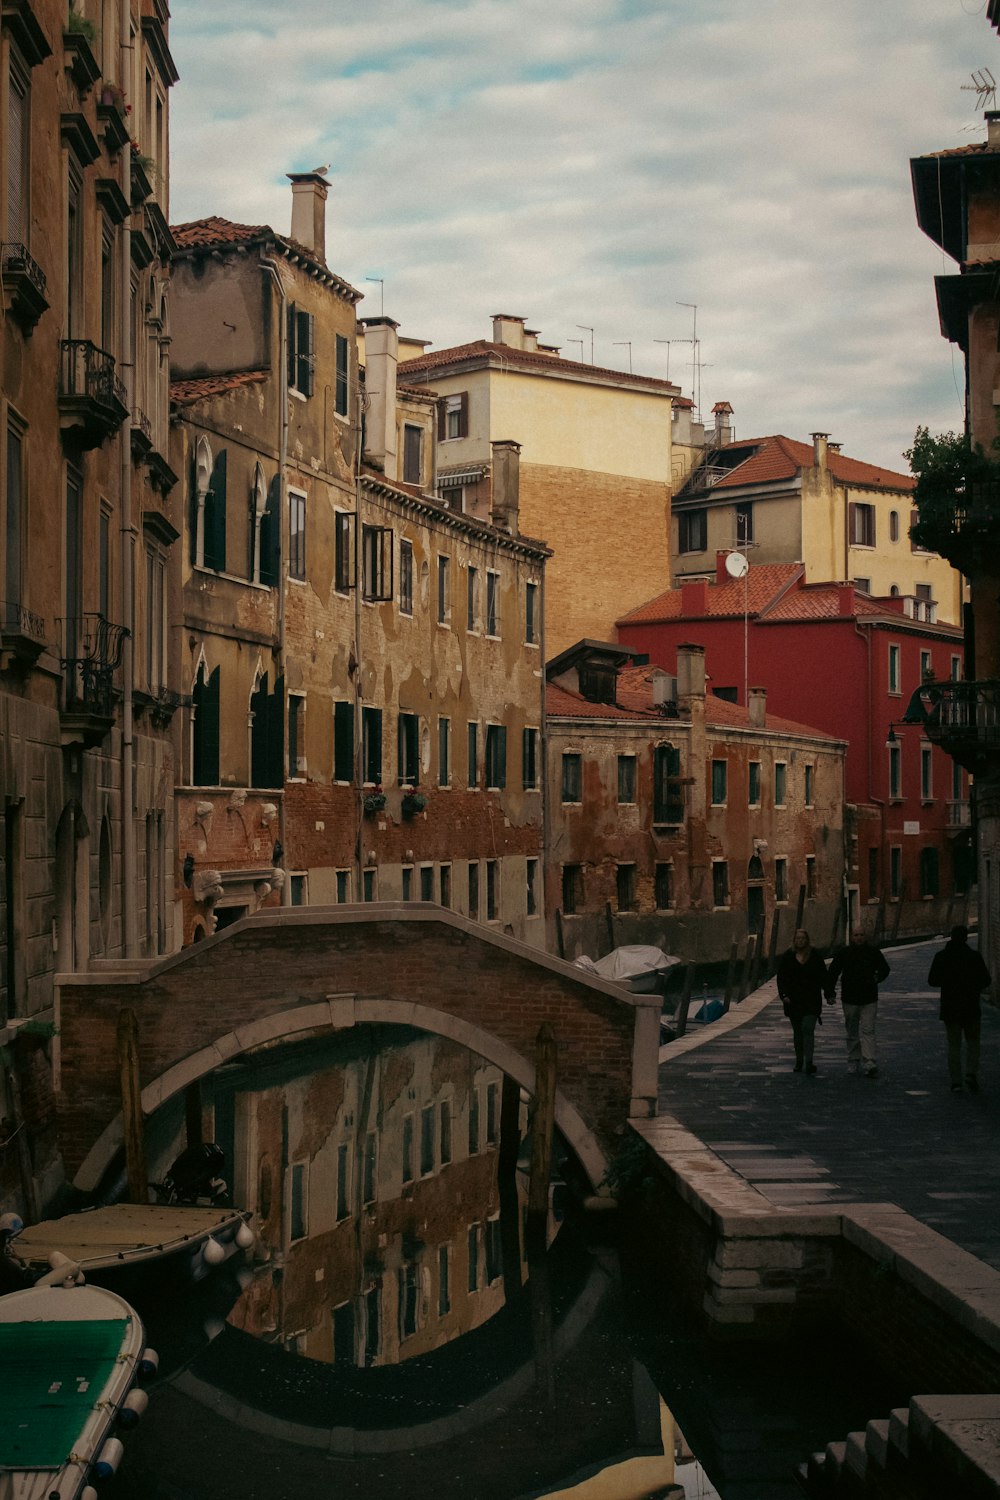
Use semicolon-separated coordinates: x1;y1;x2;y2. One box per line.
66;9;98;42
905;425;1000;568
601;1134;656;1199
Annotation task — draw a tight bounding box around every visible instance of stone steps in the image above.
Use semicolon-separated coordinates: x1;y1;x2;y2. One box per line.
798;1397;1000;1497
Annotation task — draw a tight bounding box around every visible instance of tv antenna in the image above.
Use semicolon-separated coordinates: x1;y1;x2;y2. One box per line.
961;68;996;111
576;324;594;364
653;339;672;379
613;340;633;373
365;275;385;316
566;338;584;361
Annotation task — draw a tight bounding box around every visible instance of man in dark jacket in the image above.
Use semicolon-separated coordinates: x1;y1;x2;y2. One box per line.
826;929;891;1078
928;926;992;1093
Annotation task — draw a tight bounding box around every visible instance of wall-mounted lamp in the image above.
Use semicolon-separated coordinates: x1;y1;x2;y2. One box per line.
271;840;283;866
183;853;195;888
885;725;899;748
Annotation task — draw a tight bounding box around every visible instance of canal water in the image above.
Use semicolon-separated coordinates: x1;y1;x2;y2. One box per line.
115;1025;909;1499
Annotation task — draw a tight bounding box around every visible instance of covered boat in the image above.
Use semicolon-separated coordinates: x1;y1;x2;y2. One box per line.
573;944;680;993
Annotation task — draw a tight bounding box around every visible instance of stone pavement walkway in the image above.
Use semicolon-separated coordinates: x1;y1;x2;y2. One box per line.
659;938;1000;1269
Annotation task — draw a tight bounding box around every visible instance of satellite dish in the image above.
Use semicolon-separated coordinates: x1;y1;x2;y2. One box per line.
725;551;749;579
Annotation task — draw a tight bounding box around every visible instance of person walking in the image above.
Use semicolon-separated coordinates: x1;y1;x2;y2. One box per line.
825;929;891;1078
928;925;992;1093
776;928;829;1075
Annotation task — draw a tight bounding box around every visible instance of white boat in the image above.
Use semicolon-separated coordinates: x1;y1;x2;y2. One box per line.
0;1282;148;1500
9;1204;254;1288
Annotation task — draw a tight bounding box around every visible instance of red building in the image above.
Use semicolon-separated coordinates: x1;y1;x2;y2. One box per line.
617;557;971;929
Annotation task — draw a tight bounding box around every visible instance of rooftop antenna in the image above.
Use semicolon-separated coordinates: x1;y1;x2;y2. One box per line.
962;67;996;112
653;338;672;379
566;338;584;360
365;275;385;316
677;302;699;412
613;340;632;373
576;324;594;364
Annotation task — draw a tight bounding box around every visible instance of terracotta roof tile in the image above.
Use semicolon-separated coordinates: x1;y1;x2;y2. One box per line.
685;434;913;495
918;142;996;160
760;586;885;622
545;681;661;722
399;340;679;395
171;216;271;249
617;563;803;625
702;692;838;740
170;369;269;406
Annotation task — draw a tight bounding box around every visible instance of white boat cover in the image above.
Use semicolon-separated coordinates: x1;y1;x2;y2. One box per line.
573;945;680;982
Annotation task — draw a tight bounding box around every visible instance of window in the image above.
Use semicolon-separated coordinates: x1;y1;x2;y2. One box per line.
99;506;111;620
849;502;875;548
951;655;962;682
868;847;879;898
398;712;420;785
362;524;393;601
362;1130;377;1204
748;761;761;806
562;863;583;914
468;1089;481;1155
616;863;637;912
399;539;413;614
888;644;901;695
735;503;753;546
399;1264;418;1339
485;571;499;636
486;859;499;920
67;161;83;336
420;865;434;901
191;662;220;786
336;870;351;902
911;508;929;553
437;555;451;623
287;304;315;397
485;1218;502;1284
805;855;816;898
4;417;25;619
890;846;902;899
485;724;507;789
438;1244;451;1317
774;762;787;807
775;857;788;902
362;706;382;783
401;866;412;901
889;743;901;799
920;649;933;682
468;721;478;789
440;1100;452;1166
653;744;684;824
921;744;933;800
334;701;354;782
525;580;539;645
711;759;728;806
288;694;306;778
289;489;306;580
438;716;450;786
804;764;814;807
420;1104;435;1175
468;860;480;920
438;391;468;440
952;759;964;802
291;875;306;905
145;545;166;693
561;752;582;803
100;219;115;353
486;1081;499;1146
6;54;29;245
523;727;539;790
440;864;451;908
889;510;900;542
617;755;636;804
403;424;422;485
196;447;228;573
289;1162;308;1241
712;861;729;907
920;846;940;898
649;864;670;910
678;508;707;553
526;857;538;916
335;333;349;417
854;577;871;594
467;565;479;630
467;1225;480;1291
335;510;355;592
336;1142;350;1220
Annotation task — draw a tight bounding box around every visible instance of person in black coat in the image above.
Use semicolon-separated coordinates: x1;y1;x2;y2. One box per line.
928;925;992;1093
776;928;829;1075
826;930;891;1078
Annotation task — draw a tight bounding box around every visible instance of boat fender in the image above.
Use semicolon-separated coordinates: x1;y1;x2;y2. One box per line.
118;1388;149;1427
81;1487;99;1500
138;1347;159;1380
235;1221;255;1250
203;1316;226;1341
34;1256;83;1288
93;1437;124;1479
202;1235;226;1266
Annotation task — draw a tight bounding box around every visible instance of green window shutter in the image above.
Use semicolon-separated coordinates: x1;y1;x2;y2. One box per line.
250;673;269;788
259;474;280;587
335;334;348;416
334;701;354;782
287;303;297;389
193;665;220;786
204;450;227;571
297;310;315;397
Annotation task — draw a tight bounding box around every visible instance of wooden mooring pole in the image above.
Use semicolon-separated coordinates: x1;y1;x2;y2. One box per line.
117;1006;148;1205
674;964;694;1036
527;1023;558;1254
722;943;739;1013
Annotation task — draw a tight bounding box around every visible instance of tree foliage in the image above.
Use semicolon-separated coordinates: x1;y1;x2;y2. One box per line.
904;426;1000;567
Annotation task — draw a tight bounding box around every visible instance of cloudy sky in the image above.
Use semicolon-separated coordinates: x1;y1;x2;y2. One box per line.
169;0;996;471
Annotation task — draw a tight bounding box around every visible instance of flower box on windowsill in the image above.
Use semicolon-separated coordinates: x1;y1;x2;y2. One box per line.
363;790;386;816
401;789;428;818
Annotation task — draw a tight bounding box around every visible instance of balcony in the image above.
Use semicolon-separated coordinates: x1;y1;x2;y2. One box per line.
59;339;128;450
131;405;153;460
947;800;972;828
1;242;48;332
58;614;128;746
916;680;1000;774
0;599;46;668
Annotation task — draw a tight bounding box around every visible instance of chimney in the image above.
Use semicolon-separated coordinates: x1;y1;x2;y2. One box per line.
287;171;329;262
522;328;540;352
987;110;1000;148
490;440;521;532
681;579;711;616
748;687;767;728
491;314;526;349
712;400;734;447
675;643;706;701
361;317;399;481
837;583;855;616
828;441;842;453
811;431;829;470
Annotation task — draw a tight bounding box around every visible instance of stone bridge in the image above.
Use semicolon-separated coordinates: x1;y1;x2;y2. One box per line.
55;906;661;1194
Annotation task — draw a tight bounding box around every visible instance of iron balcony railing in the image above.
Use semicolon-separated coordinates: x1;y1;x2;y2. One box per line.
947;800;972;827
1;241;46;297
915;680;1000;772
59;339;128;414
58;613;128;718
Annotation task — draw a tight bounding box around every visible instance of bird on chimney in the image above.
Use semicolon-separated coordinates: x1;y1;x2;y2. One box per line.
310;164;331;176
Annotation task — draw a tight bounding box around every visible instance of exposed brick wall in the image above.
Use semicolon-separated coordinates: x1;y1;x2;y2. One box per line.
56;914;639;1180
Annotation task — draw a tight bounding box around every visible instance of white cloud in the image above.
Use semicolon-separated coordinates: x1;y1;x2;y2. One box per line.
169;0;996;469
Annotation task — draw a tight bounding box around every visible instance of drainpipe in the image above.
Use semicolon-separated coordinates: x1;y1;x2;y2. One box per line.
119;0;136;957
260;256;289;901
539;563;549;938
856;616;887;903
354;385;365;900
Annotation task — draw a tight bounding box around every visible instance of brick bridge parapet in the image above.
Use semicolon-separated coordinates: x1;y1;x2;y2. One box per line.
55;905;660;1194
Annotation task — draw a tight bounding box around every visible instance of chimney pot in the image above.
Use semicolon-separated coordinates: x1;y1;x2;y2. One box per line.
287;171;329;262
987;110;1000;148
362;317;400;481
811;432;829;469
748;687;767;727
838;583;855;616
675;643;706;701
681;579;711;615
490;440;521;532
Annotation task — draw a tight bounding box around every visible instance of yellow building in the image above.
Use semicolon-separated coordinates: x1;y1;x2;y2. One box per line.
672;429;964;626
397;316;683;654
